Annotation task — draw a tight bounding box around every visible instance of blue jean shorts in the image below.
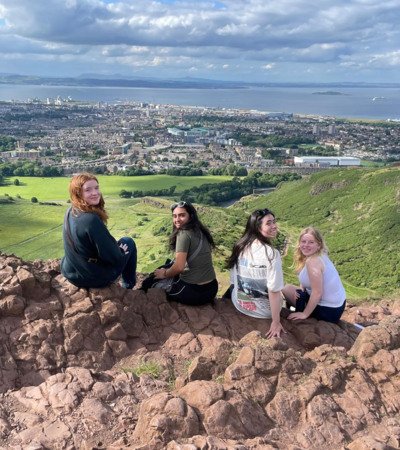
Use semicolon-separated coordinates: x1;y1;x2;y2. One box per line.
295;289;346;323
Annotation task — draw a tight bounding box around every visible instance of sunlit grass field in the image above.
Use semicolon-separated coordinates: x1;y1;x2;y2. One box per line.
0;175;233;295
0;174;231;201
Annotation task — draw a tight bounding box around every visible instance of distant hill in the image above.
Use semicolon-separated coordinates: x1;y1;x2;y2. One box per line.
237;167;400;296
0;73;245;89
2;73;400;90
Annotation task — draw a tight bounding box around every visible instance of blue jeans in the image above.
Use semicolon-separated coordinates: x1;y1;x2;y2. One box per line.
118;237;137;289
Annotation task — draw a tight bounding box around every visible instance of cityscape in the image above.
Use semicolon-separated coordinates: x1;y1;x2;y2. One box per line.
1;97;399;176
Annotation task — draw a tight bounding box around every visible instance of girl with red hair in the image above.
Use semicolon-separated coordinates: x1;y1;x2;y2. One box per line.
61;173;137;289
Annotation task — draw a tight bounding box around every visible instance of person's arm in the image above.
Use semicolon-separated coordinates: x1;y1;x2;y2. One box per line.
266;290;286;338
155;230;191;279
262;247;286;338
86;215;125;266
288;256;324;320
154;252;187;279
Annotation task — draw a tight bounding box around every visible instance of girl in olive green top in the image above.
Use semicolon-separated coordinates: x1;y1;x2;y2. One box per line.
154;201;218;305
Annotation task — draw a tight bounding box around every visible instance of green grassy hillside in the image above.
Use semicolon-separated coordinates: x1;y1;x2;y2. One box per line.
1;168;398;300
235;167;400;297
0;195;241;296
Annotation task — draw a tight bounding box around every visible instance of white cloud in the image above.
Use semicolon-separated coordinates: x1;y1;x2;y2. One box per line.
368;50;400;67
261;63;275;70
0;0;399;81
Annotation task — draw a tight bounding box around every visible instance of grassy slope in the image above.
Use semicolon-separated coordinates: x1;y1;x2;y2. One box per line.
235;167;400;299
0;196;240;296
1;168;398;300
0;173;240;296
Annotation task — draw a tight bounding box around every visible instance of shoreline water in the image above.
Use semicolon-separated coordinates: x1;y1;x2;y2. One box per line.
1;84;399;120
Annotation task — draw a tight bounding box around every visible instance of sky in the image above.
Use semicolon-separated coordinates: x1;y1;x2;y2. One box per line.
0;0;399;83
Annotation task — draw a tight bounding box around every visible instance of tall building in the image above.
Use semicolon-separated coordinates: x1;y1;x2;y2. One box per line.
328;124;336;135
312;124;321;135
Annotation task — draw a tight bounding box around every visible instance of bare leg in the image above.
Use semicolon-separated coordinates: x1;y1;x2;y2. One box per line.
282;284;300;307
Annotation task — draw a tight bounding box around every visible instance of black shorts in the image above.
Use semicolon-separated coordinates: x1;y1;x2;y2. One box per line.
295;289;346;323
167;278;218;306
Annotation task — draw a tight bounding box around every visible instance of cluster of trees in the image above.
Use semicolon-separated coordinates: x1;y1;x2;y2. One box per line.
0;135;17;152
119;172;301;203
298;145;338;156
117;162;243;178
0;161;63;177
120;185;177;198
233;132;316;149
118;168;154;176
208;164;248;176
165;167;203;176
179;172;301;205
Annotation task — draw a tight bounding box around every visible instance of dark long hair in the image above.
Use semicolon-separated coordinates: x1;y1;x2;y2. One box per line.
227;208;276;269
169;201;215;251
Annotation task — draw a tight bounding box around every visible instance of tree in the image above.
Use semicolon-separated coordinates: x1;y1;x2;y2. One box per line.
14;178;20;186
119;189;132;198
31;196;38;203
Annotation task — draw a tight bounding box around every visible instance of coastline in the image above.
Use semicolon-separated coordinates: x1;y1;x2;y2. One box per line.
1;83;399;121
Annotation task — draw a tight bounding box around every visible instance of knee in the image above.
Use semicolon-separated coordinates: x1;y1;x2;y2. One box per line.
282;284;297;302
281;284;290;298
119;237;136;252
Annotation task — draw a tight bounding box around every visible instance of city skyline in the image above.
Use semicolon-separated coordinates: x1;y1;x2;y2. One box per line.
0;0;399;83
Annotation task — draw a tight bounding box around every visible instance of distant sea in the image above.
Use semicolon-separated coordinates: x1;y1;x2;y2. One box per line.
0;84;399;120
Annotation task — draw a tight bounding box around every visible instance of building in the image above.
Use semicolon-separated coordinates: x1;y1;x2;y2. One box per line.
294;156;361;167
1;149;41;160
312;125;321;136
328;124;336;135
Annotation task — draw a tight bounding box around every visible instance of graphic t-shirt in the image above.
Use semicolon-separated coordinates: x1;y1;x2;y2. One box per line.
230;240;284;318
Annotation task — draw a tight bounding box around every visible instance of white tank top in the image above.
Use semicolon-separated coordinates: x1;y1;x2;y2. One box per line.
298;253;346;308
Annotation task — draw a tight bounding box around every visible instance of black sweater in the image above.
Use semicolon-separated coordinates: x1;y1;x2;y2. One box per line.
61;209;125;288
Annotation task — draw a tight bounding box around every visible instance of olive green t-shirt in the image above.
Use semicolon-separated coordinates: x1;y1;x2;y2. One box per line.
175;229;216;284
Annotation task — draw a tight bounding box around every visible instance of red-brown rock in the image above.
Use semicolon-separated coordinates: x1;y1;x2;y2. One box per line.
0;253;399;449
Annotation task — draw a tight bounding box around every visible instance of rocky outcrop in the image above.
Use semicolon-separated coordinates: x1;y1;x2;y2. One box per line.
0;253;399;449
